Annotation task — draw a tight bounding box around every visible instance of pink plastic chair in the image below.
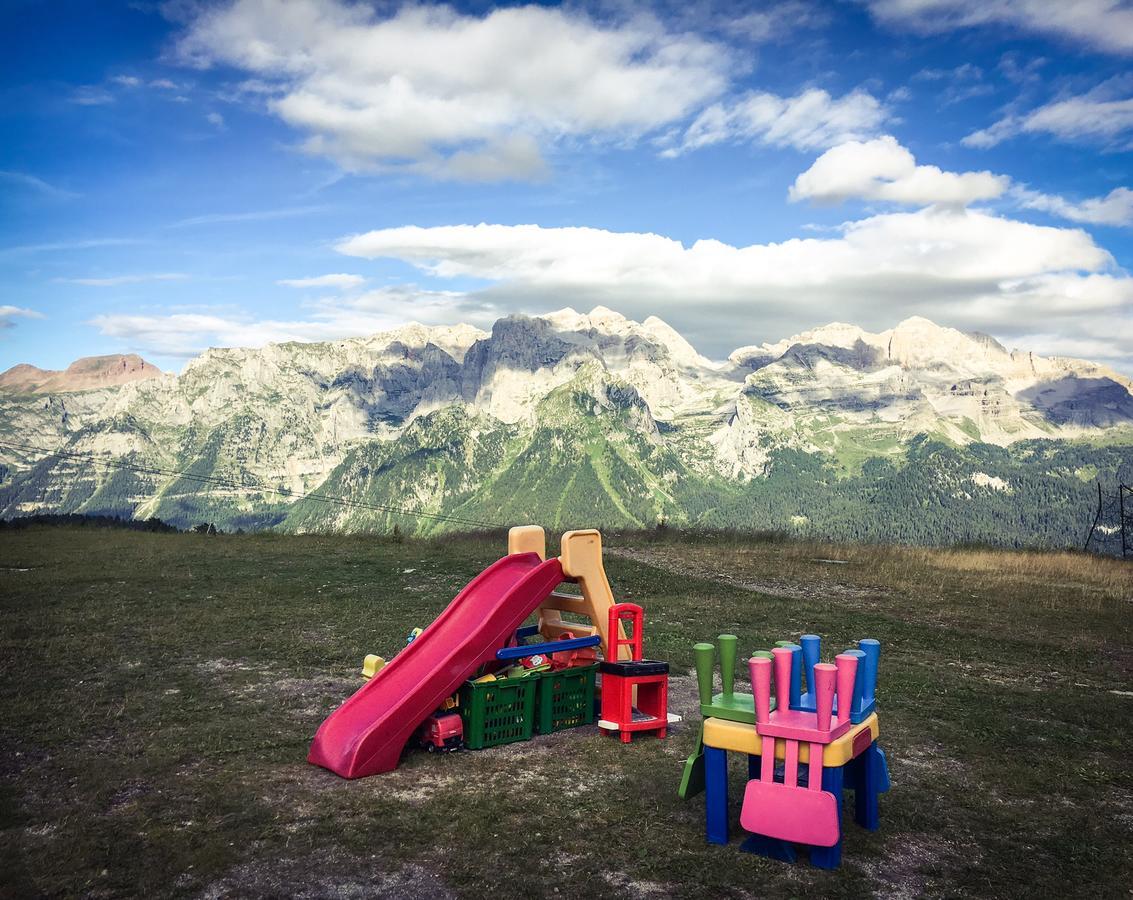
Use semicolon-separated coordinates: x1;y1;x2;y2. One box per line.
739;649;858;848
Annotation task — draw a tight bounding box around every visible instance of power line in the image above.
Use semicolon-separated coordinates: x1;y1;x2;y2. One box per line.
0;438;502;531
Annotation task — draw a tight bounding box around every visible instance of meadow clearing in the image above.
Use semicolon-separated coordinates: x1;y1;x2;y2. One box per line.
2;527;1131;898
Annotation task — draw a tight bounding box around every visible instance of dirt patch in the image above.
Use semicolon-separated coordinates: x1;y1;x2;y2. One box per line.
608;547;884;605
196;658;356;721
602;871;673;897
106;780;151;814
200;854;455;900
856;833;983;899
894;741;969;785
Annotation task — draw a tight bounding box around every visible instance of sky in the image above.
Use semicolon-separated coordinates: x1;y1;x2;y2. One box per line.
2;0;1132;374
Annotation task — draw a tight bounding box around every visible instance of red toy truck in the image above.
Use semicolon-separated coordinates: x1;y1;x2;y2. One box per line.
416;711;463;752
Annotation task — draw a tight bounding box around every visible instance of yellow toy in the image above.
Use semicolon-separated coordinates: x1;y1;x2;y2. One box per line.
361;654;386;679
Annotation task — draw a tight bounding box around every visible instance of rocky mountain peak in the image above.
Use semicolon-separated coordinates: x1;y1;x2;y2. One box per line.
0;354;161;394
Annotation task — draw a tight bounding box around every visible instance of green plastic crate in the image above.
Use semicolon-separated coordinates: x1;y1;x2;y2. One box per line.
459;675;536;749
535;664;598;734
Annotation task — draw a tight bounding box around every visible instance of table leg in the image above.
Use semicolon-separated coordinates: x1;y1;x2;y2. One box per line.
854;741;881;831
810;765;844;869
705;746;729;845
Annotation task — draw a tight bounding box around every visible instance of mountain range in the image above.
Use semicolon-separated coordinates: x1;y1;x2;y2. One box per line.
2;308;1130;547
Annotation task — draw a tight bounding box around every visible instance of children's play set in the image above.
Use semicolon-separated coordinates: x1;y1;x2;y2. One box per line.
308;526;889;869
678;634;889;867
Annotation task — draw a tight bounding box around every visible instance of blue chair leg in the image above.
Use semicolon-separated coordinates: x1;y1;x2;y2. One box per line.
705;746;729;845
875;744;891;793
810;765;844;869
854;742;882;831
741;833;797;862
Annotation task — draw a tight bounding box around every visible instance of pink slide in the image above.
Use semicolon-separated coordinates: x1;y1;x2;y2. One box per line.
308;552;565;778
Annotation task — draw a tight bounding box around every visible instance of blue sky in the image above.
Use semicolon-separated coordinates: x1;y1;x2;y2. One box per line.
2;0;1132;373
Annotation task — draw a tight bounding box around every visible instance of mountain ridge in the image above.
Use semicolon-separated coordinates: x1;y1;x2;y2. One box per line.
1;309;1130;545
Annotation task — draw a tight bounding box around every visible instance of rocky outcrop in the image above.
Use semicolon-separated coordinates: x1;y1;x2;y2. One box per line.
0;354;161;394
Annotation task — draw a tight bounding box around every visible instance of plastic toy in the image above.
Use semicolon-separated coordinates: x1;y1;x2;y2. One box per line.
740;650;857;848
361;654;386;679
309;526;650;778
597;603;671;742
794;634;879;723
687;631;889;869
416;711;463;752
679;636;773;800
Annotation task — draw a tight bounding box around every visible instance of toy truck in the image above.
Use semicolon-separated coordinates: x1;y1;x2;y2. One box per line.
416;711;463;752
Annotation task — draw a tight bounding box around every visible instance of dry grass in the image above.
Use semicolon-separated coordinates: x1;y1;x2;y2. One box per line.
620;533;1132;613
922;547;1131;598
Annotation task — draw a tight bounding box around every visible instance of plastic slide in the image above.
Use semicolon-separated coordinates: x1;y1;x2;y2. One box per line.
308;552;565;778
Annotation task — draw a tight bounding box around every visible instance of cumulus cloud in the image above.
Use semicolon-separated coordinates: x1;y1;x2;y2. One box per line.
0;305;45;330
334;214;1133;367
176;0;731;180
663;88;887;155
964;91;1133;148
88;286;498;358
864;0;1133;56
277;273;365;290
791;138;1131;227
60;273;189;287
789;136;1009;206
1015;186;1133;227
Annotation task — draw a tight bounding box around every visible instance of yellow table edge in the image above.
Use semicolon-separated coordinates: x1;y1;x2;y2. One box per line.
703;712;879;765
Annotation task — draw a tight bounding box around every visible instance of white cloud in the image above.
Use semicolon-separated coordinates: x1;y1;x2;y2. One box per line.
206;111;225;129
0;237;144;256
0;306;45;330
176;0;731;180
912;63;983;82
664;88;887;155
277;273;365;290
1015;186;1133;227
789;136;1009;206
0;170;79;200
61;273;189;287
88;286;498;358
335;214;1133;366
70;86;115;106
111;75;142;87
964;92;1133;148
82;208;1133;368
864;0;1133;55
168;205;331;227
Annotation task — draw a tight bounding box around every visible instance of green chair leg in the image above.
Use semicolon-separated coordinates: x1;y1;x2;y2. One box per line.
679;723;706;799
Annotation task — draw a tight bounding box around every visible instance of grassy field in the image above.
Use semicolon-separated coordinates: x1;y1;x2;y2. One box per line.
2;527;1131;899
